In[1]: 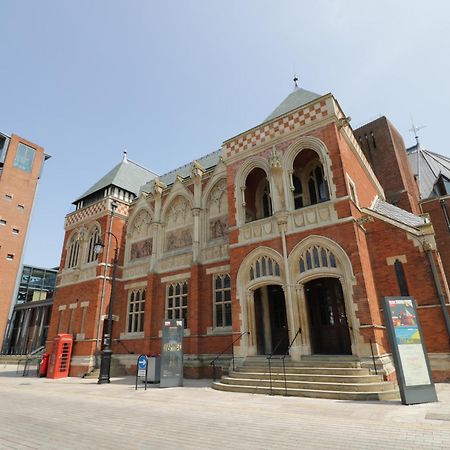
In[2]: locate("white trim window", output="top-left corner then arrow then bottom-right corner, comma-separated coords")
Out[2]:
167,281 -> 188,328
127,289 -> 145,333
214,274 -> 231,328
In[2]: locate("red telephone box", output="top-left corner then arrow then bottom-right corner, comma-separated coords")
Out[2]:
47,334 -> 73,379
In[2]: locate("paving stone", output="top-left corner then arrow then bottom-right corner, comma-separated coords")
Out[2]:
0,367 -> 450,449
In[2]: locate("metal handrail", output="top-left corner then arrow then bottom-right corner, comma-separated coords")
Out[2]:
116,339 -> 135,354
280,327 -> 302,395
266,327 -> 302,396
17,346 -> 45,377
266,333 -> 290,395
210,331 -> 249,381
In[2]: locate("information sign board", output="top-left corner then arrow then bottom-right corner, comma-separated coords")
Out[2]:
160,319 -> 184,388
383,297 -> 437,404
135,354 -> 149,390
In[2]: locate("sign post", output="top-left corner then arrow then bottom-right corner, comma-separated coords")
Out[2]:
383,296 -> 438,405
160,319 -> 184,388
135,354 -> 148,390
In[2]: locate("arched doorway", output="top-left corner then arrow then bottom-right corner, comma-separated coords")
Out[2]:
254,285 -> 289,355
305,277 -> 351,355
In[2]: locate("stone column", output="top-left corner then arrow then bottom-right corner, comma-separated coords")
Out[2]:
261,287 -> 272,354
268,146 -> 286,213
246,290 -> 257,356
150,179 -> 166,271
296,284 -> 311,355
191,161 -> 205,263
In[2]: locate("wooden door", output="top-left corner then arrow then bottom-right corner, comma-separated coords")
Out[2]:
307,278 -> 351,354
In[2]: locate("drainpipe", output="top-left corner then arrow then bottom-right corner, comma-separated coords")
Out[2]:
426,249 -> 450,344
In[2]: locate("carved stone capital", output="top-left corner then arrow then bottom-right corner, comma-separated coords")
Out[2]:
268,146 -> 282,171
191,161 -> 206,180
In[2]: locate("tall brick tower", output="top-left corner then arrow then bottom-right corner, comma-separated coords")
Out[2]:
47,154 -> 157,374
354,117 -> 421,214
0,131 -> 48,350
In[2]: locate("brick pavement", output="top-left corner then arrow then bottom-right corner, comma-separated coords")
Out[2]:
0,366 -> 449,449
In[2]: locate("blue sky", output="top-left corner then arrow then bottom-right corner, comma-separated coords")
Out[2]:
1,1 -> 449,267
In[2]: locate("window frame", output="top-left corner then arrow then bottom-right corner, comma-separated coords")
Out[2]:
166,281 -> 188,329
213,274 -> 232,329
126,289 -> 146,334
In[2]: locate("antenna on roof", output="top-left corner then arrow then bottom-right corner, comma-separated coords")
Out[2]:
408,120 -> 426,148
293,74 -> 299,89
408,119 -> 426,199
123,150 -> 128,162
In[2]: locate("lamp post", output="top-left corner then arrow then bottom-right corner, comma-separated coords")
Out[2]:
95,202 -> 119,384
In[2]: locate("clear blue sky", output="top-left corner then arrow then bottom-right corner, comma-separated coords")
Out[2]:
1,1 -> 449,268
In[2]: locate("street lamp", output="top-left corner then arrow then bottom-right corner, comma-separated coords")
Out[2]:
95,203 -> 119,384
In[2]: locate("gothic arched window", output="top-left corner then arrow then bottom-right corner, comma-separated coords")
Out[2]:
67,234 -> 80,268
86,227 -> 100,263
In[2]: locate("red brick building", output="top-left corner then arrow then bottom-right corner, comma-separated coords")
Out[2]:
48,87 -> 450,382
0,132 -> 48,350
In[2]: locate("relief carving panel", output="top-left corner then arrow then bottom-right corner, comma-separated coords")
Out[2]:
130,239 -> 153,261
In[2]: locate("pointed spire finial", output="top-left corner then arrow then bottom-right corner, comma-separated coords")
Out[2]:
123,150 -> 128,162
293,74 -> 299,89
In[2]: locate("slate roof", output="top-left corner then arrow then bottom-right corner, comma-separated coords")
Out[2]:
264,87 -> 322,122
74,157 -> 158,203
370,198 -> 427,228
407,145 -> 450,200
140,149 -> 222,193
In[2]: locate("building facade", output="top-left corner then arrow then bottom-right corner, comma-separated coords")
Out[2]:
0,132 -> 48,350
2,264 -> 57,355
47,88 -> 450,380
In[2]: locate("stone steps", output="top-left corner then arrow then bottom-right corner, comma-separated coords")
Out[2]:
235,366 -> 370,375
212,356 -> 399,401
229,371 -> 383,383
213,382 -> 400,401
220,376 -> 394,392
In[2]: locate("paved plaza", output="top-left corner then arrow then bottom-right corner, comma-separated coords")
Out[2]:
0,366 -> 450,449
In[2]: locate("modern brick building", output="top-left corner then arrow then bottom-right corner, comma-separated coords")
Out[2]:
47,86 -> 450,386
0,132 -> 48,350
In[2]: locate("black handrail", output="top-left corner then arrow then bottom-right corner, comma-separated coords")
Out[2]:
266,332 -> 290,395
116,339 -> 135,354
266,327 -> 302,396
210,331 -> 249,381
369,339 -> 378,375
281,327 -> 302,395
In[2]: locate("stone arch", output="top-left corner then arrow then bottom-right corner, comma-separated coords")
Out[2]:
126,208 -> 153,262
160,185 -> 194,224
288,235 -> 354,283
203,177 -> 228,241
234,157 -> 272,226
283,136 -> 335,210
85,221 -> 102,264
162,194 -> 193,252
127,207 -> 153,240
288,235 -> 362,356
65,228 -> 84,269
237,246 -> 285,291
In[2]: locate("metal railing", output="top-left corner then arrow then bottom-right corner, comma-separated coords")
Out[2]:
16,346 -> 45,377
209,331 -> 249,381
267,327 -> 302,396
116,339 -> 135,354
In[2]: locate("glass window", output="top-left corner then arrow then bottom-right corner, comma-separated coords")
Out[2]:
167,281 -> 188,328
13,143 -> 35,173
86,228 -> 100,263
127,289 -> 145,333
214,274 -> 232,328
